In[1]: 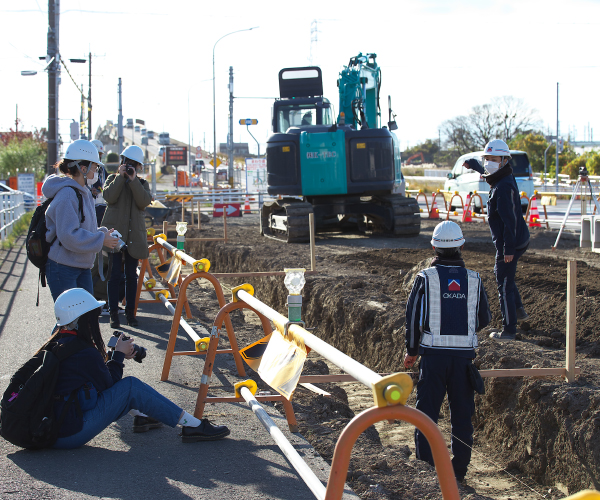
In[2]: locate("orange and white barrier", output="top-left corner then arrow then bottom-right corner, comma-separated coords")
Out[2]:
462,193 -> 473,222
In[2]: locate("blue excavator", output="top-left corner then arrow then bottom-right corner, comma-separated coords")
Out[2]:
260,53 -> 421,243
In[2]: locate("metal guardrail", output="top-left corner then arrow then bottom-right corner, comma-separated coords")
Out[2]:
0,193 -> 26,241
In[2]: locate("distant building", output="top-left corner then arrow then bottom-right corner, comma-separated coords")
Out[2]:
219,142 -> 249,155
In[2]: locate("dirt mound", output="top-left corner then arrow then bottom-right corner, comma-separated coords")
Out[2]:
185,218 -> 600,497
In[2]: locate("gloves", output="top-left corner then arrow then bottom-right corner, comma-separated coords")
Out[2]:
464,158 -> 481,170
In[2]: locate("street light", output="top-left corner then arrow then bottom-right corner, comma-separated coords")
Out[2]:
212,27 -> 258,190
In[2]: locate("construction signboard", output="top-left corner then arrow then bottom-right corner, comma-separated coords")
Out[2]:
165,146 -> 187,166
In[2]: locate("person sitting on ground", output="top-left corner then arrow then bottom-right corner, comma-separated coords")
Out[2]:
42,139 -> 119,301
463,139 -> 530,341
404,221 -> 491,484
50,288 -> 230,448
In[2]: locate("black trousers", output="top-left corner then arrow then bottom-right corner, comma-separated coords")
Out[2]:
415,354 -> 475,479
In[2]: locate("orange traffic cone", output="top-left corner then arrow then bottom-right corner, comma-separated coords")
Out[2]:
529,196 -> 542,228
429,194 -> 440,219
244,195 -> 251,214
462,193 -> 473,222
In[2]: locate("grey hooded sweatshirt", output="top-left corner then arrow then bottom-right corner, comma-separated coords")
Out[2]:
42,175 -> 107,269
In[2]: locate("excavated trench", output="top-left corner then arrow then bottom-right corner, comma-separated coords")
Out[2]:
181,217 -> 600,499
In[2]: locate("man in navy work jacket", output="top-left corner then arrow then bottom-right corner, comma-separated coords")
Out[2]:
463,139 -> 530,341
404,221 -> 491,483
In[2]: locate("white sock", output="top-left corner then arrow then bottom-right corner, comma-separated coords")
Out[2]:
178,411 -> 201,427
129,409 -> 147,417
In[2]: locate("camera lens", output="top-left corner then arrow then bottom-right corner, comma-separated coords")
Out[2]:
126,166 -> 135,176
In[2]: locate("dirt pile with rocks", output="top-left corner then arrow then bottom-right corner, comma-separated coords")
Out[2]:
182,216 -> 600,498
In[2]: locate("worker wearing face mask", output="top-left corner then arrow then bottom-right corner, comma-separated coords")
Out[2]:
463,139 -> 530,342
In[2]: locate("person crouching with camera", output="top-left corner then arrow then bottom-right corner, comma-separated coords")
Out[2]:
102,145 -> 152,328
51,288 -> 230,448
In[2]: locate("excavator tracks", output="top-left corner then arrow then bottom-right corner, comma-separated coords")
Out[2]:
374,194 -> 421,236
260,200 -> 313,243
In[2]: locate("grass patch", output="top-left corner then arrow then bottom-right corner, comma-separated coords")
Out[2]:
1,211 -> 33,250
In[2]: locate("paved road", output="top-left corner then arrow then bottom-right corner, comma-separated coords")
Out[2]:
0,238 -> 356,500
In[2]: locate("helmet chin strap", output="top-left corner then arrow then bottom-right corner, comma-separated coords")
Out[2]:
67,159 -> 87,176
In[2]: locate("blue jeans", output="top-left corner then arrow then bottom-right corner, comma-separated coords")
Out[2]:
108,249 -> 138,313
494,245 -> 528,334
415,355 -> 475,480
45,259 -> 94,302
52,377 -> 182,449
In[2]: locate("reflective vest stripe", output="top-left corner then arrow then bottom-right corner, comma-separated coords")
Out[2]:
419,267 -> 479,349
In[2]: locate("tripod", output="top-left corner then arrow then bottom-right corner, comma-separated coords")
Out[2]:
553,166 -> 600,248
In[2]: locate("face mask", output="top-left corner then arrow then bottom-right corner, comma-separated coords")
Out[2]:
86,172 -> 98,185
484,160 -> 500,175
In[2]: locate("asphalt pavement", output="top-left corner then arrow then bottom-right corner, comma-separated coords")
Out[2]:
0,237 -> 356,500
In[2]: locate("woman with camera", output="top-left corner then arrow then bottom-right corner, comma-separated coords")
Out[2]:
42,140 -> 119,301
102,145 -> 152,328
51,288 -> 230,448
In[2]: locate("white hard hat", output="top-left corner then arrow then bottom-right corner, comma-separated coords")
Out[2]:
91,139 -> 105,155
64,139 -> 104,166
431,221 -> 465,248
483,139 -> 511,158
54,288 -> 105,327
121,145 -> 144,165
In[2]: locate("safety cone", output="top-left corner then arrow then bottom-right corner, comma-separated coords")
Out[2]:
462,193 -> 473,222
244,195 -> 251,214
529,196 -> 542,228
429,194 -> 440,219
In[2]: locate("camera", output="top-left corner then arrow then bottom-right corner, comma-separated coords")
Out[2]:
107,331 -> 147,363
110,230 -> 127,252
125,163 -> 136,177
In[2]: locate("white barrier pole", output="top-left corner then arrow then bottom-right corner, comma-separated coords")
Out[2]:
240,386 -> 326,500
236,290 -> 381,389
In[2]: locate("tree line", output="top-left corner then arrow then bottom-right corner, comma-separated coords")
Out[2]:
402,96 -> 598,178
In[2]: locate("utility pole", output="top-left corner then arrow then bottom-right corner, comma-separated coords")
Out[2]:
80,84 -> 85,139
228,66 -> 234,188
88,52 -> 92,140
118,78 -> 123,154
555,82 -> 559,191
47,0 -> 60,174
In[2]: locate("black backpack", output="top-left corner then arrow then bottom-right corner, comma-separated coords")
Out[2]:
0,337 -> 89,450
26,186 -> 84,304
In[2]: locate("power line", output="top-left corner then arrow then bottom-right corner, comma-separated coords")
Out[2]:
58,54 -> 88,101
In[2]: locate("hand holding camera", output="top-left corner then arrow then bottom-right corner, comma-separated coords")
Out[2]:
119,162 -> 137,181
107,331 -> 147,363
109,230 -> 127,252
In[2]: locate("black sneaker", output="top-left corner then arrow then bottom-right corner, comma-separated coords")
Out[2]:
133,416 -> 163,433
181,419 -> 230,442
125,309 -> 138,327
516,307 -> 529,321
489,330 -> 516,342
110,312 -> 120,328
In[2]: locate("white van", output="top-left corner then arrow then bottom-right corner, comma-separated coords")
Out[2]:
444,149 -> 534,213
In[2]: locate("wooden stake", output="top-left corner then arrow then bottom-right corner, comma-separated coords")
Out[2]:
566,260 -> 577,383
223,211 -> 228,243
309,212 -> 316,272
163,220 -> 168,237
197,201 -> 201,230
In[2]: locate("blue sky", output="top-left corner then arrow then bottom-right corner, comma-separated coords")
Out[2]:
2,0 -> 600,154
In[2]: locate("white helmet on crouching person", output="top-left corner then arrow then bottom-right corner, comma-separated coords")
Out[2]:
54,288 -> 105,329
431,221 -> 465,258
483,139 -> 511,175
120,145 -> 144,167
